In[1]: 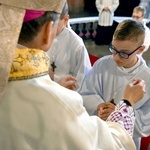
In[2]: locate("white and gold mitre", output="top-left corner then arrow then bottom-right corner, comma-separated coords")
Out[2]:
0,0 -> 66,100
0,0 -> 65,13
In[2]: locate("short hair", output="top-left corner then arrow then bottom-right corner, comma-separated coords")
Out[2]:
133,6 -> 146,17
113,19 -> 145,45
60,2 -> 69,20
19,11 -> 60,43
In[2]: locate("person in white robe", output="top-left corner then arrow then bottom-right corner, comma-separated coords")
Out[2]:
47,2 -> 92,90
79,19 -> 150,149
95,0 -> 119,45
0,1 -> 146,149
132,5 -> 150,53
96,0 -> 119,26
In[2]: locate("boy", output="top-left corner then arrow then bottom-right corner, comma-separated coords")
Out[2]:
79,19 -> 150,148
47,2 -> 92,90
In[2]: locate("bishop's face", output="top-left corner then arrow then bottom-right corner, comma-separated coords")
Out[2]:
110,40 -> 142,68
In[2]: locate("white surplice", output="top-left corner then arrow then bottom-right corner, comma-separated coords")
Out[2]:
47,27 -> 92,89
79,55 -> 150,140
95,0 -> 119,26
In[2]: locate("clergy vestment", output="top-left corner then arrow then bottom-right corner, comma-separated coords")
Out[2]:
47,27 -> 92,89
0,48 -> 136,150
79,55 -> 150,147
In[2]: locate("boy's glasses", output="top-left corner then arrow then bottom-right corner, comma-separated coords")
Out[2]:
132,15 -> 143,19
109,44 -> 142,59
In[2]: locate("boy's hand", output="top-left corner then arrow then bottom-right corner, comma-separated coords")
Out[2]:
58,75 -> 77,90
97,102 -> 115,121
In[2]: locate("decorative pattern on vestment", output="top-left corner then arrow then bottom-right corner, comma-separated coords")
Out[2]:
107,101 -> 135,137
0,5 -> 25,100
9,48 -> 50,80
0,0 -> 65,13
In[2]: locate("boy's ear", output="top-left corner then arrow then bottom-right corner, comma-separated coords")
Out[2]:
41,21 -> 54,51
64,14 -> 69,24
137,45 -> 145,54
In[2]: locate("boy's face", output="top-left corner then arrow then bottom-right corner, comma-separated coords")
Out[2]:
56,14 -> 69,35
111,40 -> 142,68
41,19 -> 59,52
48,20 -> 59,49
132,11 -> 144,22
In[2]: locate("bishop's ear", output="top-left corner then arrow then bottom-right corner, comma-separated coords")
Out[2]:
41,21 -> 57,51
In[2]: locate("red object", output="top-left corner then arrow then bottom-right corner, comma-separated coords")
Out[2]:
24,10 -> 45,22
89,54 -> 99,66
140,135 -> 150,150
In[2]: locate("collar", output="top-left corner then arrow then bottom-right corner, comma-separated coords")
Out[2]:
120,55 -> 142,73
9,48 -> 50,81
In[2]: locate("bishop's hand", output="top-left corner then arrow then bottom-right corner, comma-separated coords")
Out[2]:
123,79 -> 146,106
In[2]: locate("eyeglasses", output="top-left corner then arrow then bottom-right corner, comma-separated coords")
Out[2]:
109,44 -> 142,59
132,15 -> 143,19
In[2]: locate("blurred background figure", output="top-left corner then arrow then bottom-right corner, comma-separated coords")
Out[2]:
139,0 -> 150,18
132,6 -> 150,53
95,0 -> 119,45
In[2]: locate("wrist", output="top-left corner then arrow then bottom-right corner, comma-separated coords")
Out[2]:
122,99 -> 132,106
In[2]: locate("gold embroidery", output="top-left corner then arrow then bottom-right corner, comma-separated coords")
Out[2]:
9,48 -> 50,81
0,5 -> 25,98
